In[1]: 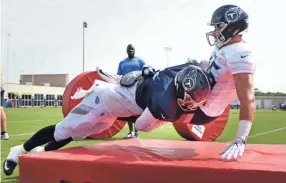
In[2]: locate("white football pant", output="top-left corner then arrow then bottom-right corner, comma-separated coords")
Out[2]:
54,80 -> 143,141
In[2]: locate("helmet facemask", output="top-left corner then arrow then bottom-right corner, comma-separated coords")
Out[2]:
206,22 -> 228,48
177,92 -> 205,112
175,69 -> 209,112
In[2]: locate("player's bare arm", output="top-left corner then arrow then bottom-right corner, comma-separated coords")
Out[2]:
234,73 -> 255,123
220,73 -> 255,160
234,72 -> 255,139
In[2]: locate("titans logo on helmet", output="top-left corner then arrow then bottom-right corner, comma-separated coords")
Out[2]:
182,70 -> 197,91
225,7 -> 241,23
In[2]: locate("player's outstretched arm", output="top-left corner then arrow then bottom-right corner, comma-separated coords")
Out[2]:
135,108 -> 168,132
220,73 -> 255,160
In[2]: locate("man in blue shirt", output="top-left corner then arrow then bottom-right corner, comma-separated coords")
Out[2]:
117,44 -> 145,139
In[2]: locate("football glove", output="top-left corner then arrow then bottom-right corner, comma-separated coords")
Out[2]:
142,65 -> 156,77
220,137 -> 246,160
96,66 -> 121,84
71,87 -> 90,100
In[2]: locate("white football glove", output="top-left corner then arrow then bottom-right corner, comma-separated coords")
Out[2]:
220,137 -> 246,161
220,120 -> 252,161
142,65 -> 156,77
71,87 -> 91,100
96,66 -> 121,84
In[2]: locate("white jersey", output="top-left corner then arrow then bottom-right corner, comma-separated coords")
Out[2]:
200,42 -> 256,117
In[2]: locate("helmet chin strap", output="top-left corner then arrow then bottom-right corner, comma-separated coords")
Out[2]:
216,37 -> 232,48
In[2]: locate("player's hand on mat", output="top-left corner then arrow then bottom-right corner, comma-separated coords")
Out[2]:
220,137 -> 246,160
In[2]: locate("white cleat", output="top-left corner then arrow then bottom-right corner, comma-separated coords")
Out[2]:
29,146 -> 45,154
6,145 -> 27,163
3,145 -> 27,176
123,132 -> 138,139
1,132 -> 9,140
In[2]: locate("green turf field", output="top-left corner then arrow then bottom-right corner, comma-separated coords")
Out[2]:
1,107 -> 286,183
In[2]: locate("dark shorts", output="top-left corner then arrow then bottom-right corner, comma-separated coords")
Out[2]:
1,90 -> 4,107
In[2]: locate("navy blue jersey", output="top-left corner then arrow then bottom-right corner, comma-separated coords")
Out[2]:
135,63 -> 192,121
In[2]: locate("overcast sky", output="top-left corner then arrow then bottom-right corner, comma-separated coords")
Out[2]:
1,0 -> 286,92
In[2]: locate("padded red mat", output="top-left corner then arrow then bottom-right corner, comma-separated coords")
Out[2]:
19,139 -> 286,183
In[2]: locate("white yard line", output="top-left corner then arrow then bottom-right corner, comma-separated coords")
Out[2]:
8,119 -> 58,123
6,113 -> 63,116
10,133 -> 35,137
248,126 -> 286,139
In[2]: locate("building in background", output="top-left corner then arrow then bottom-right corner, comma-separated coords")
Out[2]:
231,96 -> 286,109
20,74 -> 76,87
2,74 -> 77,107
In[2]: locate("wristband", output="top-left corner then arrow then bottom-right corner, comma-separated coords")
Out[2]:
236,120 -> 252,141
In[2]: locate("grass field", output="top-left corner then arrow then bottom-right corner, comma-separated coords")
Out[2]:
1,107 -> 286,183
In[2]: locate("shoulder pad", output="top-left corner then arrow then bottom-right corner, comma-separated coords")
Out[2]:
120,71 -> 142,87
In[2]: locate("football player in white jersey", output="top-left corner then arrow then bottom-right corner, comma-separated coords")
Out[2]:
3,4 -> 255,177
135,4 -> 256,160
124,4 -> 256,161
204,4 -> 255,161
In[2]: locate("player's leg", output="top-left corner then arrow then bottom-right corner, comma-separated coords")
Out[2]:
53,97 -> 116,142
117,116 -> 139,138
23,125 -> 57,151
24,137 -> 73,153
3,82 -> 109,176
1,107 -> 9,140
3,91 -> 114,176
4,122 -> 75,176
3,124 -> 60,176
1,90 -> 9,140
123,121 -> 135,139
134,126 -> 139,138
3,86 -> 102,176
44,137 -> 73,151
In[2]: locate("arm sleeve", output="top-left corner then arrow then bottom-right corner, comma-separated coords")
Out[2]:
135,107 -> 168,132
226,51 -> 256,75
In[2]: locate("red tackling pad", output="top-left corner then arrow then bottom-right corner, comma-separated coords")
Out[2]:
19,139 -> 286,183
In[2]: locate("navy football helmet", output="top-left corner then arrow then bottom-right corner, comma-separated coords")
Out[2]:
206,5 -> 249,48
174,65 -> 211,112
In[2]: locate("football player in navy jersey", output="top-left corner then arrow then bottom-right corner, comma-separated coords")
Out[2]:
3,4 -> 256,177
